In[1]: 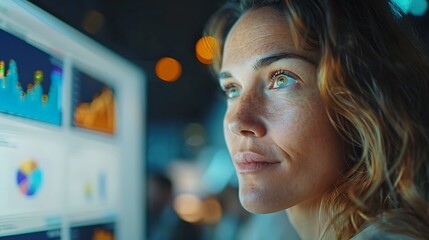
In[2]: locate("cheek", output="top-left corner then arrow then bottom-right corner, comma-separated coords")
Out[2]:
272,91 -> 333,145
223,116 -> 234,150
270,96 -> 345,178
268,100 -> 315,152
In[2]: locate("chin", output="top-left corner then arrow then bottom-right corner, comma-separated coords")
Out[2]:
239,188 -> 284,214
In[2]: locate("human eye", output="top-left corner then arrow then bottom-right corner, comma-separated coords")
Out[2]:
220,83 -> 241,99
269,70 -> 299,89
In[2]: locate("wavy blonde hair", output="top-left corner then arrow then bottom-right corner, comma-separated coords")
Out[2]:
205,0 -> 429,239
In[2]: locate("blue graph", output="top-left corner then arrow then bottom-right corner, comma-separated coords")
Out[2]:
0,29 -> 62,125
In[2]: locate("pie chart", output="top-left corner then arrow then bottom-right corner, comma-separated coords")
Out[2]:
16,159 -> 43,197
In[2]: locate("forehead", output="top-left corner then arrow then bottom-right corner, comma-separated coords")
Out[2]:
222,7 -> 317,67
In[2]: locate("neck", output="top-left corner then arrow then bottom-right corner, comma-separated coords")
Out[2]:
287,198 -> 328,240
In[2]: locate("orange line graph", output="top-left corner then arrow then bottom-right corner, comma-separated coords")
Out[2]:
74,88 -> 115,134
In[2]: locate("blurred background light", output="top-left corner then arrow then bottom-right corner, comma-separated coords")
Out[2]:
155,57 -> 182,82
195,36 -> 219,65
393,0 -> 428,16
83,10 -> 104,34
184,123 -> 206,147
394,0 -> 412,12
200,197 -> 223,225
168,161 -> 201,193
173,194 -> 223,225
173,194 -> 203,223
410,0 -> 428,16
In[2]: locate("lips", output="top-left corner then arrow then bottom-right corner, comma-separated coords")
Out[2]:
233,151 -> 280,173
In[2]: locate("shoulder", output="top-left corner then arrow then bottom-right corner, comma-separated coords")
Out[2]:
352,224 -> 416,240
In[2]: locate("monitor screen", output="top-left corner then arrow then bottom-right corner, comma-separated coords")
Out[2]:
0,1 -> 145,239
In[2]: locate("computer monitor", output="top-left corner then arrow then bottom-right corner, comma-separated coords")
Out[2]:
0,1 -> 145,239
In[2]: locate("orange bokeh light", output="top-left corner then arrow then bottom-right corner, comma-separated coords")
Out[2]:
83,10 -> 104,34
195,36 -> 219,65
155,57 -> 182,82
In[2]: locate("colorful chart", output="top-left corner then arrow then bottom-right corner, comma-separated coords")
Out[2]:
73,69 -> 115,134
0,29 -> 63,125
16,159 -> 43,197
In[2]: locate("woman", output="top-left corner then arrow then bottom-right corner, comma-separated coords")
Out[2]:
205,0 -> 429,239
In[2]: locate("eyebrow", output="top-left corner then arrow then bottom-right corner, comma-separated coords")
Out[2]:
219,71 -> 232,80
253,52 -> 316,70
218,52 -> 316,81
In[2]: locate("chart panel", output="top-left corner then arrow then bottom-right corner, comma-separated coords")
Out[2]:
0,29 -> 62,125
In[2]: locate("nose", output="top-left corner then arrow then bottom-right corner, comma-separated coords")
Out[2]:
226,95 -> 267,138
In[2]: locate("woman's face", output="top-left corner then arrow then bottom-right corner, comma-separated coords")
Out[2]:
220,7 -> 345,213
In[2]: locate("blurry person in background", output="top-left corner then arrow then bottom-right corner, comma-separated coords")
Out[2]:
210,185 -> 249,240
147,172 -> 173,238
205,0 -> 429,239
147,172 -> 202,240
